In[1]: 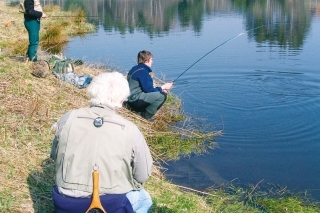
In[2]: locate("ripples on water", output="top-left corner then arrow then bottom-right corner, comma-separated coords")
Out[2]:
166,17 -> 320,195
167,51 -> 320,198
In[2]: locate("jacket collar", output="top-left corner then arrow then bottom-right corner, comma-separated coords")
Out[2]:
137,63 -> 152,72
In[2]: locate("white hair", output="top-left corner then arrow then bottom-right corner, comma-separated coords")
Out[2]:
87,72 -> 130,109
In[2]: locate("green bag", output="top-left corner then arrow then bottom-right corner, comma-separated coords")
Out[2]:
49,56 -> 91,89
50,58 -> 75,75
49,56 -> 83,74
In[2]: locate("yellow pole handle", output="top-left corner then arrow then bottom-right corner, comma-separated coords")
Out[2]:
85,170 -> 107,213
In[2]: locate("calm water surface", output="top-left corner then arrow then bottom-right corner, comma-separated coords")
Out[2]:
40,0 -> 320,200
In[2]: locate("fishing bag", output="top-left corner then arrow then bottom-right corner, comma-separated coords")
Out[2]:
52,58 -> 75,74
50,56 -> 92,89
19,0 -> 26,14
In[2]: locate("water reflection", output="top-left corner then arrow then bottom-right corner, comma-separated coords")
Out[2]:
5,0 -> 314,50
240,0 -> 313,49
39,0 -> 320,49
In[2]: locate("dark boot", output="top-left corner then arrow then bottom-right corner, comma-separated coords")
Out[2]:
141,111 -> 154,122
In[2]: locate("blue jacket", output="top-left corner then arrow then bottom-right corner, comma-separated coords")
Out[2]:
128,63 -> 162,93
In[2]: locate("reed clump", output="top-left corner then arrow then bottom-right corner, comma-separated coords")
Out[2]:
9,38 -> 28,56
40,25 -> 68,54
73,9 -> 87,24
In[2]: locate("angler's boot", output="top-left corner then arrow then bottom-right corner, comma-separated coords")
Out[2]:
141,111 -> 154,123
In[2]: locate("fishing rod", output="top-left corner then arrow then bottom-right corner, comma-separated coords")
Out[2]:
172,26 -> 264,83
49,15 -> 99,18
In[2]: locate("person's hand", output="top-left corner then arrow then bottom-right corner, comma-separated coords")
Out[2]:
161,82 -> 173,92
42,12 -> 47,18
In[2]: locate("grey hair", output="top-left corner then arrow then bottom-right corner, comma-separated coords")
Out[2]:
87,72 -> 130,109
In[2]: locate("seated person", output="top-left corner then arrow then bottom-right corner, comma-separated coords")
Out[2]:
51,72 -> 153,213
126,50 -> 173,121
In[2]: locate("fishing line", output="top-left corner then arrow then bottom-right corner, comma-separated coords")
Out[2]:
49,15 -> 99,18
172,26 -> 264,83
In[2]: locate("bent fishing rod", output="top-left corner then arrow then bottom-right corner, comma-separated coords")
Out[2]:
49,15 -> 99,18
172,26 -> 264,83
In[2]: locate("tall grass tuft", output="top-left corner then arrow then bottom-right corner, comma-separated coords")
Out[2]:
70,9 -> 96,35
10,39 -> 28,56
74,9 -> 87,24
41,25 -> 68,45
40,25 -> 68,53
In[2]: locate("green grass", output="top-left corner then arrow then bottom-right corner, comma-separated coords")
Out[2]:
256,196 -> 320,213
147,132 -> 216,160
0,189 -> 15,212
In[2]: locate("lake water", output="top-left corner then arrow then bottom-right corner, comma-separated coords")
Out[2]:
35,0 -> 320,201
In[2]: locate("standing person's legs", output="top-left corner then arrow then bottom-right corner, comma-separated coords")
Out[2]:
24,19 -> 40,62
126,189 -> 152,213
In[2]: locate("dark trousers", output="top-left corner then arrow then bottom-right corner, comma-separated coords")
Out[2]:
52,185 -> 134,213
128,91 -> 167,118
24,19 -> 40,61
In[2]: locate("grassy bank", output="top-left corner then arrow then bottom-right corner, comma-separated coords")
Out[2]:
1,1 -> 320,212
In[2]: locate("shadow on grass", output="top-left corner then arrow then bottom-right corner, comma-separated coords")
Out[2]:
27,158 -> 55,213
